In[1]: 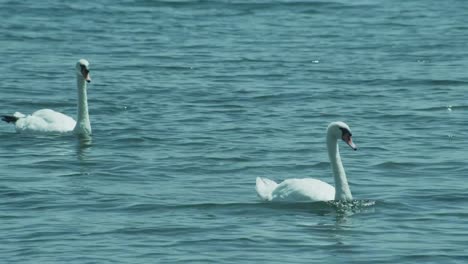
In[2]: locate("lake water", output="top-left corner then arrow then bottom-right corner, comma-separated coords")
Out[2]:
1,0 -> 467,263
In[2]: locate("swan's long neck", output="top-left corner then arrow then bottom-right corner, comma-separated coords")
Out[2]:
73,76 -> 91,135
327,133 -> 352,201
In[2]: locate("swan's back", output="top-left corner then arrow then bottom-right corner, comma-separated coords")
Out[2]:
261,178 -> 335,202
15,109 -> 76,133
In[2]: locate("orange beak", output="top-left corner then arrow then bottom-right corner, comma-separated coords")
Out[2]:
85,72 -> 91,83
81,67 -> 91,83
342,134 -> 357,150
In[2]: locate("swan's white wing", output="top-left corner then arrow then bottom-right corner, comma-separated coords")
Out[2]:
256,177 -> 278,201
270,178 -> 335,202
15,109 -> 76,133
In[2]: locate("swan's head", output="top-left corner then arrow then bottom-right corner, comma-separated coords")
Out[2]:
327,121 -> 357,150
76,59 -> 91,83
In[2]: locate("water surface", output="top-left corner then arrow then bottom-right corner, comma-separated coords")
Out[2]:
1,0 -> 467,263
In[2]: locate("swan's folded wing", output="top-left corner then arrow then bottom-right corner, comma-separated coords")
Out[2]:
256,177 -> 278,201
271,178 -> 335,202
15,109 -> 76,133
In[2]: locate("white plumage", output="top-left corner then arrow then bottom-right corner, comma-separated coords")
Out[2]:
3,59 -> 92,135
12,110 -> 76,134
256,121 -> 357,202
256,177 -> 335,202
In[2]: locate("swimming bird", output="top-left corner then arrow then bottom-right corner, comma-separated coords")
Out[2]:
2,59 -> 92,135
256,121 -> 357,202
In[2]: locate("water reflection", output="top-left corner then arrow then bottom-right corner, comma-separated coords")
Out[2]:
329,200 -> 376,225
76,134 -> 93,161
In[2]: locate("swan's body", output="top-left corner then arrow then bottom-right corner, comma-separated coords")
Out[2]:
2,59 -> 92,135
256,178 -> 335,202
12,109 -> 76,133
256,121 -> 357,202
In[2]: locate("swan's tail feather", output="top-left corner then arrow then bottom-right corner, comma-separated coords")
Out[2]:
256,177 -> 277,201
1,115 -> 19,124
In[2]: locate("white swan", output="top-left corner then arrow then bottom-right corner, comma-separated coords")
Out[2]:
2,59 -> 92,135
256,121 -> 357,202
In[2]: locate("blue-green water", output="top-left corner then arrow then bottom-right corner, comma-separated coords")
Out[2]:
1,0 -> 468,263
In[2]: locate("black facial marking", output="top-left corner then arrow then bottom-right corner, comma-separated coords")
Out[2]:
80,64 -> 89,75
339,127 -> 352,137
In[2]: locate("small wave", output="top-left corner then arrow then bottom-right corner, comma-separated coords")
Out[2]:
413,192 -> 468,203
0,186 -> 45,198
123,202 -> 264,213
124,0 -> 361,13
373,161 -> 420,169
309,161 -> 331,169
358,78 -> 468,87
205,156 -> 251,162
123,200 -> 376,216
415,105 -> 468,112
